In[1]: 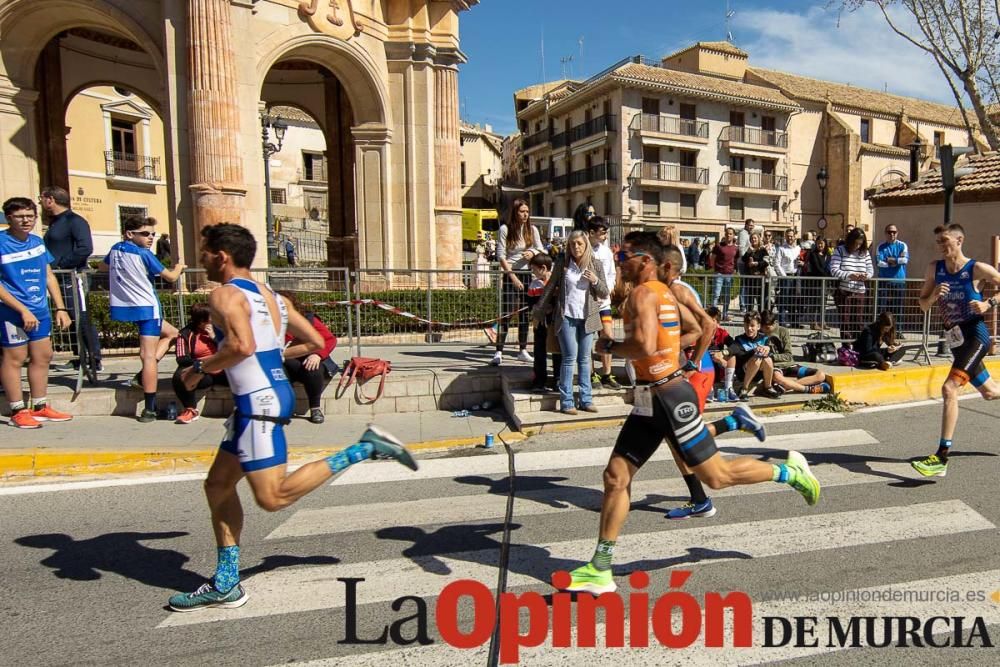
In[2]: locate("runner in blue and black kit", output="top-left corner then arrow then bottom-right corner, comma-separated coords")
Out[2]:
0,197 -> 73,429
168,223 -> 419,613
913,223 -> 1000,477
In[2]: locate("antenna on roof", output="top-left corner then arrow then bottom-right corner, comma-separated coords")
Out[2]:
560,55 -> 574,79
726,0 -> 736,43
540,27 -> 546,83
579,36 -> 585,77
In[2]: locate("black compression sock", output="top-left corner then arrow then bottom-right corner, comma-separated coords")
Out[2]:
683,473 -> 708,504
144,392 -> 157,413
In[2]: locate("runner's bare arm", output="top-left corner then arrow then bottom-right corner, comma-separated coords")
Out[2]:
283,300 -> 324,358
603,285 -> 658,359
918,262 -> 944,311
671,282 -> 716,363
200,286 -> 255,374
677,300 -> 702,350
969,262 -> 1000,315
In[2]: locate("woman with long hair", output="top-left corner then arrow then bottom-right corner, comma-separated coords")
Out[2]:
492,198 -> 545,366
740,232 -> 767,312
532,229 -> 609,414
656,225 -> 687,274
572,202 -> 596,232
801,236 -> 831,329
277,290 -> 340,423
829,227 -> 874,344
853,311 -> 905,370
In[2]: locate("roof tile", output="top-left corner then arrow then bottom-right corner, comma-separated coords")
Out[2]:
869,151 -> 1000,203
612,62 -> 798,109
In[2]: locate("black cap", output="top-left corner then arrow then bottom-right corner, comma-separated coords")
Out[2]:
586,216 -> 608,231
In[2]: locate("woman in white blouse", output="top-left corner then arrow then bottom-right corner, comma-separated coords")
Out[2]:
829,227 -> 874,344
533,230 -> 609,414
492,199 -> 545,366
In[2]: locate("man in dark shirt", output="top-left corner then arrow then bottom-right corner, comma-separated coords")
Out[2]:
40,186 -> 102,371
709,226 -> 739,321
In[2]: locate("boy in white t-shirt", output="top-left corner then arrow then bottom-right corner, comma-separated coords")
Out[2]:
100,217 -> 185,422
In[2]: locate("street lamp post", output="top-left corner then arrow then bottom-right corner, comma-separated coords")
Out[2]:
816,166 -> 828,234
261,113 -> 287,262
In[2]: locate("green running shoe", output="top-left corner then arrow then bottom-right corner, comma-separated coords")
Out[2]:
168,582 -> 248,612
360,424 -> 418,471
912,454 -> 947,477
563,562 -> 616,595
785,450 -> 820,506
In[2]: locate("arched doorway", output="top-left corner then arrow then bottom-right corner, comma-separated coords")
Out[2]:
261,59 -> 357,269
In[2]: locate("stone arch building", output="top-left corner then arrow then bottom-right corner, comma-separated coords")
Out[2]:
0,0 -> 477,271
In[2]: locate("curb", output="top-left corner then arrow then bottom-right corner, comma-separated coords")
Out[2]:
0,432 -> 529,481
830,359 -> 1000,405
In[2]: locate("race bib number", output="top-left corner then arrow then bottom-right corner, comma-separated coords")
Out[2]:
632,385 -> 654,417
946,325 -> 964,349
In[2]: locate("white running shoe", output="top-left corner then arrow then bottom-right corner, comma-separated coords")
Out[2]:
489,351 -> 503,366
517,349 -> 534,363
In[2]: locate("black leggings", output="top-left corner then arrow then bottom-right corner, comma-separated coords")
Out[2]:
497,272 -> 530,352
284,358 -> 329,409
859,347 -> 906,367
171,368 -> 229,409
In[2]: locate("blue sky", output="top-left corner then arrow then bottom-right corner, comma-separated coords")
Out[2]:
458,0 -> 953,136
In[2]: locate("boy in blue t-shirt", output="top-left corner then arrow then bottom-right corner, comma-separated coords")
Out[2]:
730,310 -> 781,400
99,216 -> 185,422
0,197 -> 74,428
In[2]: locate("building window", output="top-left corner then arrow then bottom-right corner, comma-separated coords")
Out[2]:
729,197 -> 745,221
461,161 -> 467,187
111,118 -> 137,157
642,190 -> 659,216
680,193 -> 697,219
269,188 -> 287,204
679,103 -> 696,120
642,97 -> 660,114
729,110 -> 745,127
860,118 -> 871,143
303,152 -> 326,182
933,131 -> 945,158
118,205 -> 148,232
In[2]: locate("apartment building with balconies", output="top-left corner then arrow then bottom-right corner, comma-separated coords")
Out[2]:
513,41 -> 980,241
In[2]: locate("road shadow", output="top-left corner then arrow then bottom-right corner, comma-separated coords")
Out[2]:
376,523 -> 750,584
15,532 -> 340,591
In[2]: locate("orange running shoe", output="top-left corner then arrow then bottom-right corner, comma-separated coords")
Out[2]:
176,408 -> 200,424
31,405 -> 73,422
11,409 -> 42,429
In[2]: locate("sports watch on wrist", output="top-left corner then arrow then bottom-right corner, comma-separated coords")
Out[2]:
602,339 -> 615,354
989,296 -> 999,310
192,359 -> 205,375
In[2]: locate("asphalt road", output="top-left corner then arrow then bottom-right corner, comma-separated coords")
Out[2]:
3,398 -> 1000,666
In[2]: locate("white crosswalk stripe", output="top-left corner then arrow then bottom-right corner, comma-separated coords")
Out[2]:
331,429 -> 879,486
159,500 -> 992,628
156,421 -> 1000,667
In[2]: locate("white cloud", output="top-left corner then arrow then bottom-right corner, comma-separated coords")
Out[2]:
735,4 -> 955,105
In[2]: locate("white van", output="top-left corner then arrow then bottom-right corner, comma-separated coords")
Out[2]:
530,217 -> 575,244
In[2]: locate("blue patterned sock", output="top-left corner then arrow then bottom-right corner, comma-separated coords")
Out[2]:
213,545 -> 240,593
325,442 -> 374,474
771,464 -> 793,484
936,439 -> 953,461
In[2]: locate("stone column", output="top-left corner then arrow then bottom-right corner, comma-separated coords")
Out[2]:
353,124 -> 392,274
324,73 -> 357,270
186,0 -> 245,236
0,78 -> 40,199
432,60 -> 462,273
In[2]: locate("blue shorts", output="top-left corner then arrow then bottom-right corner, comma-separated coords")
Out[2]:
136,318 -> 163,337
219,384 -> 296,472
0,305 -> 52,347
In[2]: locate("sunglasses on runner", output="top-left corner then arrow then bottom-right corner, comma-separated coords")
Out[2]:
615,250 -> 650,263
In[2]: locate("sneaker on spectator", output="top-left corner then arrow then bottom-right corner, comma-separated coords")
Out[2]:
725,388 -> 739,402
761,386 -> 781,399
31,405 -> 72,422
489,351 -> 503,366
516,349 -> 534,363
706,389 -> 716,403
806,382 -> 832,394
137,409 -> 157,423
771,384 -> 786,396
176,408 -> 200,424
590,372 -> 604,388
10,409 -> 42,429
600,374 -> 621,390
53,360 -> 77,372
308,408 -> 325,424
738,390 -> 751,402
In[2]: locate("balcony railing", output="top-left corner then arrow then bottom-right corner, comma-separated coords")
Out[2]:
721,170 -> 787,191
630,113 -> 709,139
721,126 -> 788,148
569,114 -> 617,144
522,128 -> 551,150
104,151 -> 160,181
631,162 -> 708,185
551,131 -> 569,149
524,167 -> 552,187
569,162 -> 617,188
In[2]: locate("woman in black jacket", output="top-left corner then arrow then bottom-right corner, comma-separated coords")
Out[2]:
853,311 -> 905,370
801,236 -> 831,329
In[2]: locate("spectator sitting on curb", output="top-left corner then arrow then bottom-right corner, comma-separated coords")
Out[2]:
277,291 -> 339,424
760,310 -> 831,395
729,310 -> 781,400
173,302 -> 228,424
705,305 -> 736,402
854,311 -> 906,370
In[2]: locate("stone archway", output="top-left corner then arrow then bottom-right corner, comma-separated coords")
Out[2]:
259,33 -> 390,270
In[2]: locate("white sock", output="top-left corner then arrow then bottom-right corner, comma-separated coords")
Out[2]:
724,368 -> 735,390
32,396 -> 47,408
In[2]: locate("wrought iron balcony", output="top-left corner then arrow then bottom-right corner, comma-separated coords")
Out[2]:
721,170 -> 787,191
569,114 -> 617,144
522,128 -> 551,151
630,113 -> 709,139
721,126 -> 788,148
631,162 -> 708,185
104,151 -> 160,181
524,167 -> 552,187
569,162 -> 617,188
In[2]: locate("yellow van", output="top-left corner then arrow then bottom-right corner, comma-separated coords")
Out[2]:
462,209 -> 499,250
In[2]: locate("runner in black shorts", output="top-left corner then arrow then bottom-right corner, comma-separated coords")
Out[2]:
562,232 -> 821,596
913,224 -> 1000,477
